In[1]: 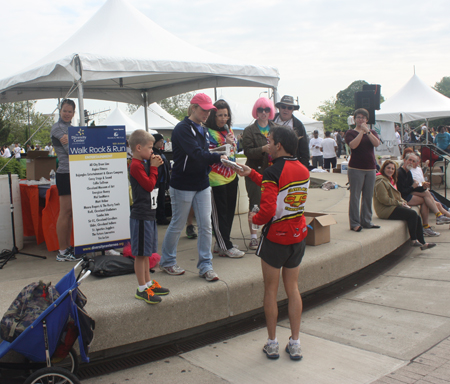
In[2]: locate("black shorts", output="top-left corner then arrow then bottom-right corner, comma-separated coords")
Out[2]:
56,173 -> 71,196
256,236 -> 306,269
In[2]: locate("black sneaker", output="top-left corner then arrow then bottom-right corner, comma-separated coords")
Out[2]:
135,288 -> 162,304
186,224 -> 197,239
148,281 -> 170,295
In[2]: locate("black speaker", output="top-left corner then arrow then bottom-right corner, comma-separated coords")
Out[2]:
355,91 -> 375,124
362,84 -> 381,110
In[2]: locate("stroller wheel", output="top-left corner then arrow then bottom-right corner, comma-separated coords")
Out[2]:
52,347 -> 79,375
23,366 -> 80,384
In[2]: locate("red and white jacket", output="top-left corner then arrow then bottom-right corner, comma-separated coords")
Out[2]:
250,156 -> 310,245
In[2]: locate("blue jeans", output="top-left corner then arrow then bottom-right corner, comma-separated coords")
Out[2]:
161,186 -> 213,275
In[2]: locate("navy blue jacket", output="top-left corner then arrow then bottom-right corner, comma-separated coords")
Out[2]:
170,117 -> 221,191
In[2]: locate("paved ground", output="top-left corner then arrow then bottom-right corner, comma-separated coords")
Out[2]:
81,220 -> 450,383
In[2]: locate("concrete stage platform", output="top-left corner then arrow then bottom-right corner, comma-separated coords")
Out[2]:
0,171 -> 413,360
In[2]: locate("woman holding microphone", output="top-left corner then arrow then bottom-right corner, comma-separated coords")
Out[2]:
345,108 -> 380,232
205,100 -> 245,258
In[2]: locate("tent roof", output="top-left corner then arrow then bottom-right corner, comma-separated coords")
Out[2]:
100,107 -> 157,135
0,0 -> 279,105
376,74 -> 450,123
131,103 -> 179,130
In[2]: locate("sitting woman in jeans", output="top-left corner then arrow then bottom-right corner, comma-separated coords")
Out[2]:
373,160 -> 436,251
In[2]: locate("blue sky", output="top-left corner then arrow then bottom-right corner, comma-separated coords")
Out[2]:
1,0 -> 450,119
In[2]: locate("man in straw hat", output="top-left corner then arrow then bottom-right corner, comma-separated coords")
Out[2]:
273,95 -> 310,167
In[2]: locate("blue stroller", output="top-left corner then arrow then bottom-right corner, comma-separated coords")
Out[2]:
0,257 -> 95,384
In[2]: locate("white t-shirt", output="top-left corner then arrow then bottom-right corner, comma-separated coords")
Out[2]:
410,166 -> 425,186
309,137 -> 323,157
2,148 -> 11,158
274,116 -> 294,129
321,138 -> 337,159
14,147 -> 21,159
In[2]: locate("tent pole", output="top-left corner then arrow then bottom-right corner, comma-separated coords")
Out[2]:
214,87 -> 217,101
143,92 -> 149,132
77,81 -> 85,126
400,114 -> 403,155
272,87 -> 278,104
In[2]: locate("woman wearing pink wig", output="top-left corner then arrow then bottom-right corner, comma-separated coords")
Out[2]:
242,97 -> 279,250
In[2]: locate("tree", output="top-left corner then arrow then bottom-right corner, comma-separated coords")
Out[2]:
126,103 -> 139,115
429,77 -> 450,127
433,77 -> 450,98
313,97 -> 352,132
336,80 -> 370,109
1,101 -> 53,146
159,92 -> 194,121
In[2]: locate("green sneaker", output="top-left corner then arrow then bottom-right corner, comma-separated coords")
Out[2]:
148,281 -> 170,296
186,224 -> 197,239
135,288 -> 162,304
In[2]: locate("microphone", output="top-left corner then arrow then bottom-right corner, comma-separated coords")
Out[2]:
224,124 -> 230,134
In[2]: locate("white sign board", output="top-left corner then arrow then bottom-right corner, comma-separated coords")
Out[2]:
69,126 -> 130,254
373,121 -> 400,157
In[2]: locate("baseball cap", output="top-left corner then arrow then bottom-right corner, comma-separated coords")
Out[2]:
190,93 -> 217,111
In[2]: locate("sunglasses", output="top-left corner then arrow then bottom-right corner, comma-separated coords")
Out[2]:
257,107 -> 271,114
280,105 -> 294,111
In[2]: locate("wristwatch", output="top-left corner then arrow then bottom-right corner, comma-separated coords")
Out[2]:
366,131 -> 371,135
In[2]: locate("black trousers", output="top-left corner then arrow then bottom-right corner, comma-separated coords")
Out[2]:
388,206 -> 425,244
211,177 -> 239,251
156,183 -> 167,222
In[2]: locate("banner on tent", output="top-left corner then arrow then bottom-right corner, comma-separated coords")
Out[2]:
68,125 -> 130,254
373,121 -> 400,157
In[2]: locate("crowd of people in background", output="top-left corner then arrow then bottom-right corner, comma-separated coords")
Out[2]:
18,94 -> 450,362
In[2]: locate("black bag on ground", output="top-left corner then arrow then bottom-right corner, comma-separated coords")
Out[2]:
91,255 -> 135,277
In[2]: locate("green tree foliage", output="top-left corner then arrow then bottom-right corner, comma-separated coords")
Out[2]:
336,80 -> 369,108
313,97 -> 352,132
0,157 -> 26,178
429,77 -> 450,127
0,101 -> 53,147
433,77 -> 450,97
158,92 -> 194,121
314,80 -> 385,131
126,104 -> 139,115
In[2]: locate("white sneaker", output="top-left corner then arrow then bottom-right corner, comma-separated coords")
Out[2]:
201,270 -> 219,282
423,227 -> 440,237
214,242 -> 239,254
436,215 -> 450,225
221,247 -> 245,258
249,238 -> 259,250
105,249 -> 121,256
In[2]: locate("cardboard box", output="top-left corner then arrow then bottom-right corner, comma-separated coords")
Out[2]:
304,212 -> 337,246
332,168 -> 341,173
26,151 -> 56,181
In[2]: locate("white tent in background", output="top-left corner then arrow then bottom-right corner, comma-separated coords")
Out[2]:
293,112 -> 324,137
101,107 -> 157,135
0,0 -> 279,127
131,103 -> 179,131
376,74 -> 450,123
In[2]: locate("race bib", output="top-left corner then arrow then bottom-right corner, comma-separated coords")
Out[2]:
150,188 -> 158,210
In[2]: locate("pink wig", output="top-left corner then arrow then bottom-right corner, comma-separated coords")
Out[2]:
252,97 -> 275,120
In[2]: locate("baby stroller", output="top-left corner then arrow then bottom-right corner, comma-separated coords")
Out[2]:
0,256 -> 95,384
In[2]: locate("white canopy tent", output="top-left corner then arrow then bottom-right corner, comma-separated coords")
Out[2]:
131,103 -> 179,131
376,74 -> 450,123
0,0 -> 279,128
100,107 -> 157,135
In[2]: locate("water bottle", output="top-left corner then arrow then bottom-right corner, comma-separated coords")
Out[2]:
49,169 -> 56,185
251,205 -> 260,230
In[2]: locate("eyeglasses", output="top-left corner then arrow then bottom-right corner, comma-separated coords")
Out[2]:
280,105 -> 293,111
257,107 -> 271,114
355,116 -> 367,120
